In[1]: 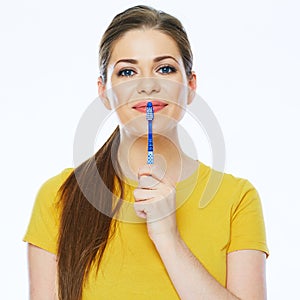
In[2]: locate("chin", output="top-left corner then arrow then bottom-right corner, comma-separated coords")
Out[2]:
121,124 -> 148,137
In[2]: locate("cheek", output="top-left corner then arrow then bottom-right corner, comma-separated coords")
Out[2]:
120,114 -> 148,136
177,85 -> 190,104
108,87 -> 131,109
160,78 -> 189,103
110,79 -> 139,104
115,105 -> 127,121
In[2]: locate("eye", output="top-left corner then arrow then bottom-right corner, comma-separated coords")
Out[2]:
117,69 -> 135,77
158,65 -> 177,74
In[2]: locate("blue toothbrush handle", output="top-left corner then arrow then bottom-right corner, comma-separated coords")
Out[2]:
147,151 -> 154,164
148,121 -> 153,151
147,120 -> 154,164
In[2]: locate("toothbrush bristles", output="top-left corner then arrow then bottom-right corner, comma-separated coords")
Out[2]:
146,102 -> 154,121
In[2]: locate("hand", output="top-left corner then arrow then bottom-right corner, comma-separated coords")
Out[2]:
133,164 -> 179,244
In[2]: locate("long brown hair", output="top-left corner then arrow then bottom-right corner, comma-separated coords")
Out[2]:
57,5 -> 193,300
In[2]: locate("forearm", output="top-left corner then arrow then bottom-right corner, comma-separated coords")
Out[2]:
154,234 -> 239,300
28,244 -> 58,300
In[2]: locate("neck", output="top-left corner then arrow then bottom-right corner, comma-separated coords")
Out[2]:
117,126 -> 198,183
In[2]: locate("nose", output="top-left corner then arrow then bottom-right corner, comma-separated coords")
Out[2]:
137,77 -> 161,95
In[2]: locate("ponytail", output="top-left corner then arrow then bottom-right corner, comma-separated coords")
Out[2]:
57,126 -> 123,300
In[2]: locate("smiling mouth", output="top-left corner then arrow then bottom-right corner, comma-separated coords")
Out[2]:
132,101 -> 168,113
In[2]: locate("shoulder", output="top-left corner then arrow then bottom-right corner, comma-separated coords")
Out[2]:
24,168 -> 74,253
190,162 -> 269,256
32,168 -> 74,213
198,162 -> 258,209
37,168 -> 74,199
43,168 -> 74,187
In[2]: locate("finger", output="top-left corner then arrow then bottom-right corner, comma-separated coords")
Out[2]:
138,174 -> 160,189
134,186 -> 174,202
134,201 -> 150,217
138,164 -> 175,187
138,164 -> 163,179
133,196 -> 176,222
133,188 -> 155,201
133,204 -> 147,219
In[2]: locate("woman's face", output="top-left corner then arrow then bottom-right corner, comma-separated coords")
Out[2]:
98,28 -> 196,136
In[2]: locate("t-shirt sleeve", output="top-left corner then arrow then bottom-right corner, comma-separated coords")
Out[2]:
227,180 -> 269,256
23,169 -> 73,254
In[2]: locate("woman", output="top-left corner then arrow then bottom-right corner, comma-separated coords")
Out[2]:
24,5 -> 269,299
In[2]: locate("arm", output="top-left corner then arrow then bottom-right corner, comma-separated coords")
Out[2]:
154,234 -> 240,300
227,249 -> 267,299
134,165 -> 267,299
28,243 -> 58,300
155,234 -> 267,300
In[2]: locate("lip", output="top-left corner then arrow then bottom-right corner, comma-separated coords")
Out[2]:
132,100 -> 168,113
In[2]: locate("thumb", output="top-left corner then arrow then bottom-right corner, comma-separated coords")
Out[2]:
138,164 -> 175,187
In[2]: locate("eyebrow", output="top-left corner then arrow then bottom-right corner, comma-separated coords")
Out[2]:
154,55 -> 179,63
114,55 -> 179,67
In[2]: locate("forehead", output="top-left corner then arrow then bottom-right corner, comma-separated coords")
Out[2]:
110,29 -> 181,62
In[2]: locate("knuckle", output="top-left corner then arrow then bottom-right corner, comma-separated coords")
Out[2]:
133,189 -> 141,199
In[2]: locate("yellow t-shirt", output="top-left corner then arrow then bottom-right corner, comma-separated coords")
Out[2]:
24,162 -> 269,299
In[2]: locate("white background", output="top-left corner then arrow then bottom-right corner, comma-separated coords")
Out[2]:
1,0 -> 299,298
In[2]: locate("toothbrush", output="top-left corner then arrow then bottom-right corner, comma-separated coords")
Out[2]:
146,102 -> 154,164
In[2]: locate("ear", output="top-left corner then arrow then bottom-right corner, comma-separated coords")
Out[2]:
97,76 -> 112,110
187,72 -> 197,105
